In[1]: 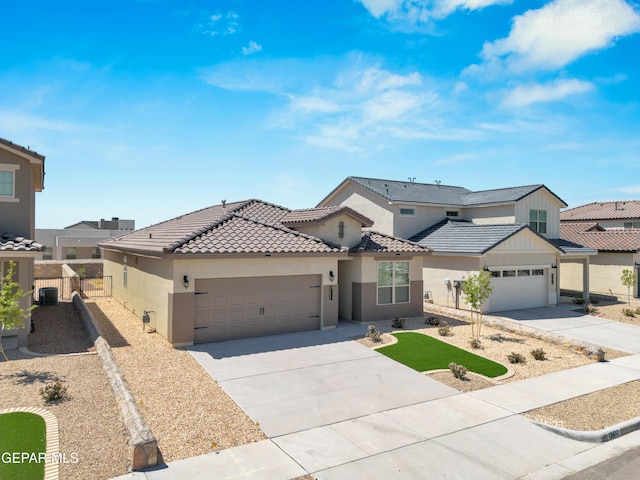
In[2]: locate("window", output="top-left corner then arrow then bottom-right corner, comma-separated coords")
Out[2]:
624,222 -> 640,229
532,269 -> 544,276
377,261 -> 410,305
400,208 -> 414,215
491,271 -> 501,278
503,270 -> 516,277
446,211 -> 459,217
43,248 -> 53,260
65,247 -> 76,259
529,209 -> 547,234
338,220 -> 345,240
518,269 -> 530,276
0,164 -> 19,202
92,247 -> 101,259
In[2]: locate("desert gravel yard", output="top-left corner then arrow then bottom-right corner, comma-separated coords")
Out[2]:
85,297 -> 266,462
0,300 -> 130,480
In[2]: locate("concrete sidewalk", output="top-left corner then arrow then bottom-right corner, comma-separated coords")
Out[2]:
113,309 -> 640,480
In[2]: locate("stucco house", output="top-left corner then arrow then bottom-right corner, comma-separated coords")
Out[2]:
561,200 -> 640,230
36,216 -> 135,260
560,222 -> 640,299
318,177 -> 595,313
99,199 -> 429,346
0,138 -> 45,350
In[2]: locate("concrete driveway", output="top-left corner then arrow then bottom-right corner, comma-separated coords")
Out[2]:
175,319 -> 640,480
493,304 -> 640,354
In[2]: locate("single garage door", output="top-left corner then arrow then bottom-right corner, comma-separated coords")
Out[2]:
194,275 -> 322,343
487,268 -> 547,313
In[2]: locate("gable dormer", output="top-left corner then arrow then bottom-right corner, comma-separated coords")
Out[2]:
281,206 -> 373,248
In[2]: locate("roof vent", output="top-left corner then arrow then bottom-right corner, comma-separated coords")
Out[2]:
222,199 -> 227,208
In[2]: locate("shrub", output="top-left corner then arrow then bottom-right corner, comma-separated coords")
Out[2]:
583,303 -> 597,314
468,338 -> 482,349
437,321 -> 451,336
392,316 -> 405,329
508,352 -> 526,364
635,307 -> 640,315
448,362 -> 467,379
623,308 -> 636,318
365,325 -> 382,343
425,315 -> 440,326
572,297 -> 585,305
40,380 -> 68,404
531,348 -> 547,361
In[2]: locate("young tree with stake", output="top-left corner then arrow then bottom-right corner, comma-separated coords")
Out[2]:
0,261 -> 36,361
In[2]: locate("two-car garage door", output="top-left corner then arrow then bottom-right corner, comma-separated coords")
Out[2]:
488,268 -> 548,313
194,275 -> 322,344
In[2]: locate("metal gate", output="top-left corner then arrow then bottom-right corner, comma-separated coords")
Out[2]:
34,276 -> 112,301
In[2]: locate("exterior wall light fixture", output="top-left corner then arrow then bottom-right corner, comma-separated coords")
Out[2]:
183,275 -> 189,289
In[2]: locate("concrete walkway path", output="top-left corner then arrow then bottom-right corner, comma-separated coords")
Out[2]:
113,308 -> 640,480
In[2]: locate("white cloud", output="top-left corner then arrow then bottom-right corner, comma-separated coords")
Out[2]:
242,41 -> 262,56
477,0 -> 640,73
501,78 -> 594,107
358,0 -> 512,28
196,11 -> 239,36
434,153 -> 476,165
616,185 -> 640,194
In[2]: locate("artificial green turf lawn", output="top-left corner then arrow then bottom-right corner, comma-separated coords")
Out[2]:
0,412 -> 46,480
377,332 -> 508,378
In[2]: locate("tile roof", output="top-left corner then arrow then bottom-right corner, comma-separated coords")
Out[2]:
410,220 -> 549,255
560,223 -> 640,252
281,206 -> 373,227
351,231 -> 429,254
561,201 -> 640,221
321,176 -> 566,208
0,233 -> 45,252
0,137 -> 45,161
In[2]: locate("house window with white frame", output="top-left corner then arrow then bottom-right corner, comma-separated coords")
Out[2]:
377,261 -> 410,305
338,220 -> 345,239
529,209 -> 547,234
624,222 -> 640,229
0,164 -> 19,201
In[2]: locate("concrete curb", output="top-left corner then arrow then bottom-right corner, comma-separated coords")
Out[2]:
533,415 -> 640,443
72,293 -> 158,471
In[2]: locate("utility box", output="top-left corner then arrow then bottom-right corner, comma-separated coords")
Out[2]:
39,287 -> 59,306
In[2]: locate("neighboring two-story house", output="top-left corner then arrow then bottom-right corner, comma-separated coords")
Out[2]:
560,201 -> 640,299
0,138 -> 45,350
36,216 -> 135,260
319,177 -> 595,314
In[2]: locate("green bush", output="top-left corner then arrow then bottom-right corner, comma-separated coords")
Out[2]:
623,308 -> 636,318
531,348 -> 547,361
468,338 -> 482,349
39,380 -> 68,404
448,362 -> 467,379
437,321 -> 451,336
508,352 -> 526,364
392,315 -> 405,329
365,325 -> 382,342
425,316 -> 440,326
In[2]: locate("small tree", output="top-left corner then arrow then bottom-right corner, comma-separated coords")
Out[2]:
0,261 -> 36,361
461,271 -> 494,340
621,269 -> 637,306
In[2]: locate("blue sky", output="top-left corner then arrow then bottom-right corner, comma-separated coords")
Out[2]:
3,0 -> 640,229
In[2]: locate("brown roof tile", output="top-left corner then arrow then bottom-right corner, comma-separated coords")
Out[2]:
560,223 -> 640,252
561,201 -> 640,221
281,206 -> 373,227
351,231 -> 429,254
0,233 -> 45,252
100,199 -> 347,256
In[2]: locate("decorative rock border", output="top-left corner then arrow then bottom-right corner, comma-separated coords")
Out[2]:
0,407 -> 59,480
71,292 -> 158,471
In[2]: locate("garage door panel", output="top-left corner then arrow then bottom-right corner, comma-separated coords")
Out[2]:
489,271 -> 546,312
193,275 -> 322,343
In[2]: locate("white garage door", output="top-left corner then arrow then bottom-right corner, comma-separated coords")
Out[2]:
193,275 -> 322,343
487,268 -> 547,312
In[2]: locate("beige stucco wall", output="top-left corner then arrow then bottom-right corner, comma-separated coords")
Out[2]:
320,185 -> 395,235
561,252 -> 640,298
391,205 -> 449,239
467,205 -> 515,225
338,259 -> 356,319
103,251 -> 174,339
294,214 -> 363,249
423,255 -> 480,308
